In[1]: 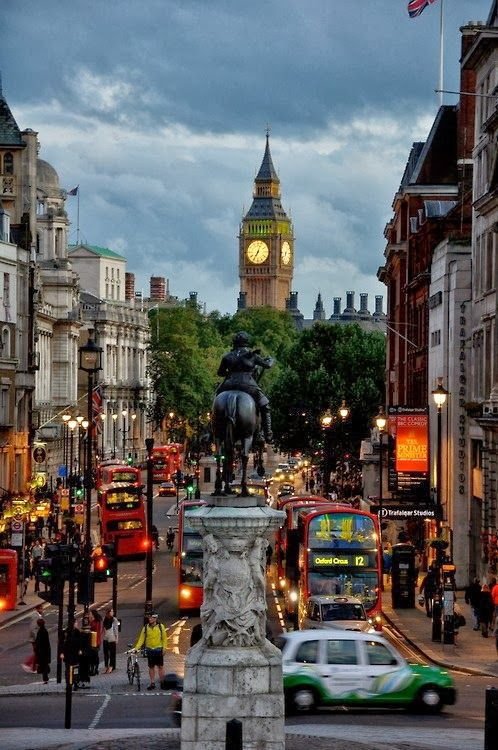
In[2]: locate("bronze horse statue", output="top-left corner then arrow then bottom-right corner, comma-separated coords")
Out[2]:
211,390 -> 263,496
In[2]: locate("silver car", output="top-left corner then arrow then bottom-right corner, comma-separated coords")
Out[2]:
301,595 -> 380,633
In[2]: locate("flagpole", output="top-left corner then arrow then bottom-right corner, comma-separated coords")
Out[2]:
76,189 -> 80,246
439,0 -> 444,107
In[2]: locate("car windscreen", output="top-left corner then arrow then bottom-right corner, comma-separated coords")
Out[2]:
321,603 -> 366,621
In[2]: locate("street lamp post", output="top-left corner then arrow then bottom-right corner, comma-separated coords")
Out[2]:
76,415 -> 84,479
68,419 -> 78,502
62,413 -> 71,487
78,330 -> 103,619
145,437 -> 154,617
338,400 -> 350,498
320,409 -> 334,497
131,413 -> 137,460
431,379 -> 449,643
122,410 -> 128,460
375,407 -> 387,588
112,413 -> 118,458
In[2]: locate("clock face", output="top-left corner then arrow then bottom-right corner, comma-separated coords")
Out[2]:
281,241 -> 291,265
246,240 -> 269,264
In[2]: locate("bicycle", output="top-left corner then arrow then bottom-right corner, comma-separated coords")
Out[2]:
126,646 -> 144,692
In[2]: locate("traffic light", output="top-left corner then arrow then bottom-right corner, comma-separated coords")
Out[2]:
77,571 -> 95,605
92,543 -> 115,582
37,548 -> 62,605
127,453 -> 133,465
74,485 -> 84,500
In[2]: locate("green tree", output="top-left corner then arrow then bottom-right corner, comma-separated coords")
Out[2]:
269,323 -> 385,455
147,305 -> 225,434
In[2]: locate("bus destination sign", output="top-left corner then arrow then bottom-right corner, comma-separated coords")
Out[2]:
312,553 -> 370,568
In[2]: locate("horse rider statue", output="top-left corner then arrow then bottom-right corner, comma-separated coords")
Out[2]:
216,331 -> 274,443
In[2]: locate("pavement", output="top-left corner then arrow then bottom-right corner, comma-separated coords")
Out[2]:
0,579 -> 494,750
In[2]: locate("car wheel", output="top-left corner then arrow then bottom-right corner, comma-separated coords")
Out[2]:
414,685 -> 443,713
285,686 -> 317,714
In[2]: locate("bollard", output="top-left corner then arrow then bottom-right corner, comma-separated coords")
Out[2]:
485,687 -> 498,750
226,718 -> 242,750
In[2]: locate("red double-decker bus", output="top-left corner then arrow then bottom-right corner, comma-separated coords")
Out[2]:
275,495 -> 329,590
177,499 -> 205,614
97,476 -> 147,560
97,462 -> 142,490
287,504 -> 382,625
152,444 -> 183,483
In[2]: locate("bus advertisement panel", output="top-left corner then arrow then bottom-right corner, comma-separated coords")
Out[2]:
152,444 -> 183,483
177,500 -> 205,613
98,482 -> 147,560
292,505 -> 382,625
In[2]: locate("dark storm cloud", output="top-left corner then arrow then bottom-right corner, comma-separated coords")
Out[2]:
1,0 -> 492,314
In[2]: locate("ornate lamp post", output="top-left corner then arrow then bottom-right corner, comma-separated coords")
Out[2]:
62,413 -> 71,487
431,379 -> 449,643
68,418 -> 78,500
375,406 -> 387,590
112,413 -> 118,458
338,400 -> 350,497
76,415 -> 84,478
78,330 -> 103,617
131,413 -> 137,460
320,408 -> 334,497
121,409 -> 128,460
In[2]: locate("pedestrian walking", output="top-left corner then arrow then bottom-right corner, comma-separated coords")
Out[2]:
151,525 -> 159,550
133,612 -> 168,690
479,584 -> 494,637
89,609 -> 103,675
491,578 -> 498,628
166,527 -> 175,551
419,564 -> 438,618
102,607 -> 119,673
465,577 -> 481,630
34,618 -> 51,683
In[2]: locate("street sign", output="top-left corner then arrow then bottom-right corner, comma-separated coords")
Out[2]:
74,504 -> 84,515
58,465 -> 67,478
32,446 -> 47,463
10,533 -> 23,547
11,520 -> 23,532
61,489 -> 70,497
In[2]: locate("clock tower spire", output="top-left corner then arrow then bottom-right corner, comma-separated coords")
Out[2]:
238,133 -> 294,310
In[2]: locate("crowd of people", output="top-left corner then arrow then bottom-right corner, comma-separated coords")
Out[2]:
465,576 -> 498,650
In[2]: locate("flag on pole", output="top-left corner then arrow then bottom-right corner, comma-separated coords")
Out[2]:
67,185 -> 79,196
92,384 -> 104,430
407,0 -> 437,18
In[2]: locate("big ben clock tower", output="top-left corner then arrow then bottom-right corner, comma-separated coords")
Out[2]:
238,133 -> 294,310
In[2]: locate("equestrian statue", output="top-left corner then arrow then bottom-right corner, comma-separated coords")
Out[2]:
212,331 -> 274,496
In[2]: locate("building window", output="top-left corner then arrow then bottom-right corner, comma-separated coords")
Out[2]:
3,273 -> 10,307
3,153 -> 13,175
430,330 -> 441,347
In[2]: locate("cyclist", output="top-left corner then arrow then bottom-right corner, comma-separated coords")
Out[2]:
133,612 -> 168,690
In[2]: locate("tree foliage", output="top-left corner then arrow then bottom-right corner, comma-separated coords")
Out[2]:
147,305 -> 225,432
147,304 -> 384,460
269,323 -> 386,455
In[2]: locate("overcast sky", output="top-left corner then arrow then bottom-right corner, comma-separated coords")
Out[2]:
1,0 -> 492,317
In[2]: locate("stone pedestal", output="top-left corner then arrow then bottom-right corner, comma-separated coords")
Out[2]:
180,501 -> 285,750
